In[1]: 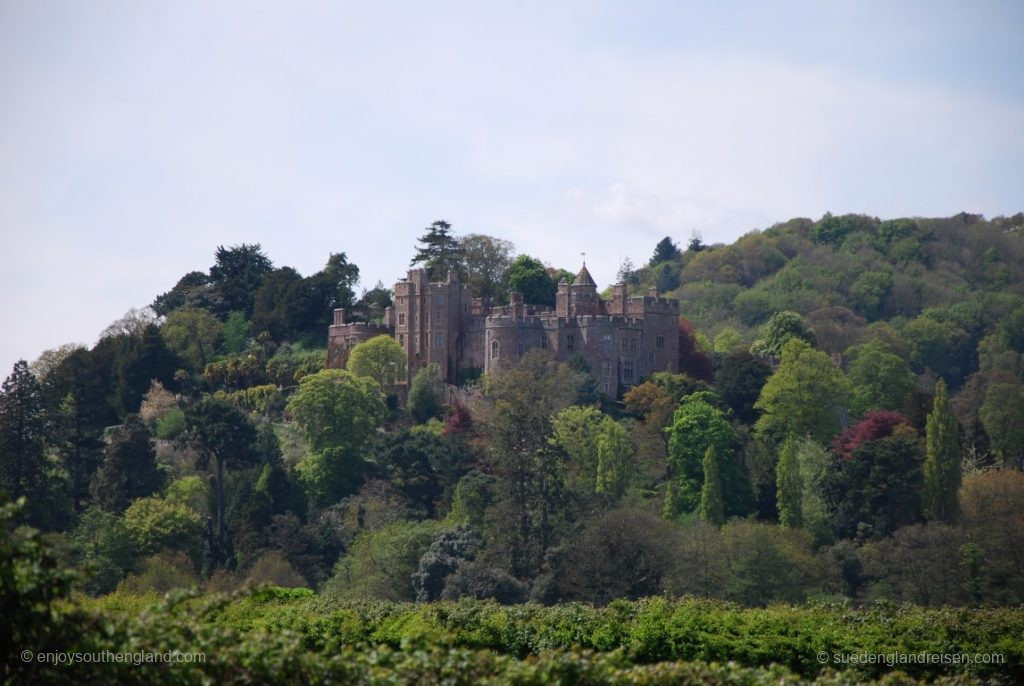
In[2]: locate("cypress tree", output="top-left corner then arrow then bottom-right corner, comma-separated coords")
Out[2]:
90,415 -> 164,513
776,434 -> 803,528
698,445 -> 725,526
924,379 -> 961,522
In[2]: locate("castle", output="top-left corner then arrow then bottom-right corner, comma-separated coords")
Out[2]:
327,264 -> 680,397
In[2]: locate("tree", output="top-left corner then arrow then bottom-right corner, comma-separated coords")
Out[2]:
699,446 -> 725,526
410,220 -> 462,281
506,255 -> 556,305
122,496 -> 203,561
924,379 -> 961,523
550,405 -> 605,492
823,435 -> 924,540
459,234 -> 514,301
667,392 -> 748,516
152,270 -> 213,317
346,335 -> 405,389
208,243 -> 274,317
68,507 -> 135,595
482,351 -> 576,576
0,362 -> 53,527
220,311 -> 251,355
412,527 -> 483,602
113,323 -> 180,418
182,397 -> 259,556
714,350 -> 771,423
750,310 -> 816,357
285,369 -> 386,453
89,415 -> 163,513
326,519 -> 443,600
847,339 -> 915,416
678,319 -> 713,381
555,507 -> 682,603
595,417 -> 633,498
650,236 -> 681,266
250,267 -> 317,341
41,348 -> 111,510
776,435 -> 803,528
755,338 -> 851,443
407,363 -> 444,423
980,380 -> 1024,469
161,307 -> 223,372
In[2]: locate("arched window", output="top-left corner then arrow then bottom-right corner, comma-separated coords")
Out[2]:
490,340 -> 499,359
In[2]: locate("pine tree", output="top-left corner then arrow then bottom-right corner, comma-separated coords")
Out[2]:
410,220 -> 463,281
698,445 -> 725,526
662,478 -> 679,520
649,236 -> 681,266
0,361 -> 52,526
776,434 -> 803,528
924,379 -> 961,522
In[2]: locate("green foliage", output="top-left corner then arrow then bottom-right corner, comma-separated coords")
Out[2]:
755,338 -> 851,442
346,335 -> 405,388
220,310 -> 251,354
750,310 -> 816,357
407,362 -> 444,423
121,496 -> 203,559
506,254 -> 556,305
667,393 -> 745,516
208,243 -> 274,317
459,233 -> 514,301
161,307 -> 223,372
594,417 -> 633,498
775,435 -> 803,528
550,405 -> 604,492
847,339 -> 915,416
286,369 -> 386,453
698,446 -> 725,526
923,380 -> 960,523
68,507 -> 135,595
979,379 -> 1024,469
154,406 -> 186,439
326,519 -> 444,601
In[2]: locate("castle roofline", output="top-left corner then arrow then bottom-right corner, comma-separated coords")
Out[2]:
573,263 -> 597,287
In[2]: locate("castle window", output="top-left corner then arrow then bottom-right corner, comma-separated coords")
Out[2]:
620,338 -> 628,354
630,337 -> 638,354
517,342 -> 525,357
398,313 -> 405,326
540,335 -> 547,349
433,332 -> 444,348
566,334 -> 575,351
648,352 -> 655,365
490,340 -> 499,359
425,311 -> 430,325
602,334 -> 613,355
398,333 -> 405,347
601,360 -> 612,378
656,336 -> 665,349
623,360 -> 634,384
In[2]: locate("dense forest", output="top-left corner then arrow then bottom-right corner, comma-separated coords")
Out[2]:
3,211 -> 1024,615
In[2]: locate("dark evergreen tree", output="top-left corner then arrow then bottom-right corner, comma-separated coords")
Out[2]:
113,324 -> 180,418
823,435 -> 924,540
89,415 -> 164,513
151,271 -> 214,316
649,236 -> 681,266
714,350 -> 771,424
412,527 -> 483,601
209,243 -> 274,317
43,348 -> 112,509
0,362 -> 53,527
410,220 -> 462,281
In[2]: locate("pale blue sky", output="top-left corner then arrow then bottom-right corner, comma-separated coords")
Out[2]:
2,1 -> 1022,374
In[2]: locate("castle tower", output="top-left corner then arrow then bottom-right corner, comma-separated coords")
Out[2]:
568,263 -> 599,316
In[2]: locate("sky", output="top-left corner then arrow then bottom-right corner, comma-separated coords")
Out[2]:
2,0 -> 1023,375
